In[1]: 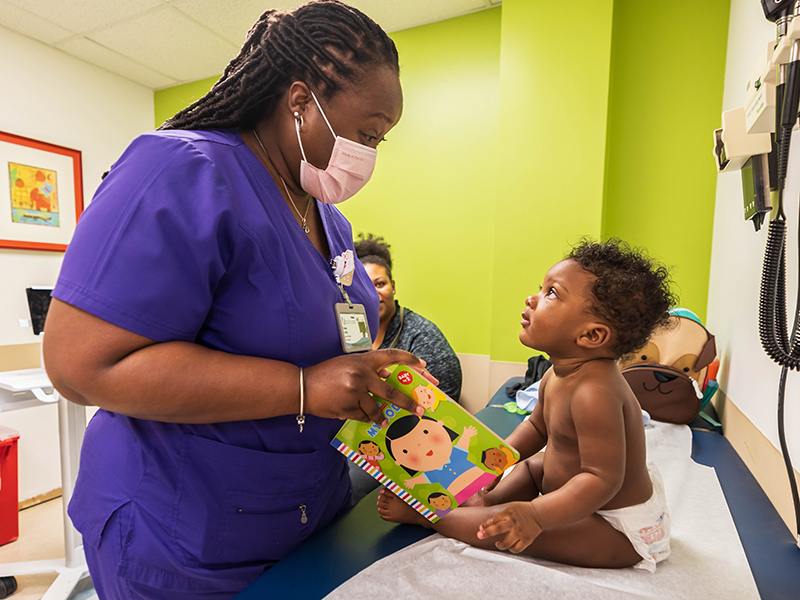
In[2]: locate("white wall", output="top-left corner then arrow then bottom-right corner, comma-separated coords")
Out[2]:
0,26 -> 153,500
707,1 -> 800,473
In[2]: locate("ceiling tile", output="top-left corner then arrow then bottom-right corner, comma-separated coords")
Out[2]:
0,1 -> 74,45
349,0 -> 489,33
55,35 -> 178,89
3,0 -> 163,35
2,0 -> 501,90
171,0 -> 298,47
87,5 -> 239,82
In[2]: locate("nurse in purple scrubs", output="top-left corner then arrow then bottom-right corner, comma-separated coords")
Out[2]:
41,2 -> 430,598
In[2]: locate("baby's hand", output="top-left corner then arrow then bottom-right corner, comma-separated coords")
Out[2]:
477,501 -> 543,553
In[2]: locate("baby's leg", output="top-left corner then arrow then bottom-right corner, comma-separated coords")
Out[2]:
482,452 -> 544,506
378,480 -> 641,568
437,507 -> 641,568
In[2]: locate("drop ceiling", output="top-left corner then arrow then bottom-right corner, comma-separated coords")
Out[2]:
0,0 -> 501,89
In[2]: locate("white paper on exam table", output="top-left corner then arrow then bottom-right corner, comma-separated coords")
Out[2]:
324,422 -> 760,600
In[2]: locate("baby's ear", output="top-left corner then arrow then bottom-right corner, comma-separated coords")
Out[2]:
577,323 -> 611,350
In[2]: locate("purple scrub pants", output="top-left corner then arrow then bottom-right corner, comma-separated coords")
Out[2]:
85,503 -> 244,600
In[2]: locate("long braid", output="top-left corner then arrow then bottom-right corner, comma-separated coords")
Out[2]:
159,1 -> 398,131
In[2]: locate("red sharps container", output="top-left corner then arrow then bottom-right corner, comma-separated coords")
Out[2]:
0,426 -> 20,546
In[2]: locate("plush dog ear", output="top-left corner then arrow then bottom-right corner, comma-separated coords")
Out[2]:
695,333 -> 717,370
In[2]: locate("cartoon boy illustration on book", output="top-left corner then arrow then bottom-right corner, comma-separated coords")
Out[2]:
412,384 -> 447,412
357,440 -> 385,469
481,446 -> 516,474
385,415 -> 498,504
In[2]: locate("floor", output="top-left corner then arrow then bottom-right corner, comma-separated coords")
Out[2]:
0,497 -> 96,600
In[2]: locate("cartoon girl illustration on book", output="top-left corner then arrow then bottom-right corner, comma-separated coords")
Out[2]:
384,415 -> 497,504
357,440 -> 385,469
412,384 -> 447,412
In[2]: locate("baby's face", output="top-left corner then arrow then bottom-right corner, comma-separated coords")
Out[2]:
360,442 -> 379,455
414,386 -> 436,408
392,419 -> 453,472
519,259 -> 598,354
483,447 -> 508,471
429,495 -> 452,510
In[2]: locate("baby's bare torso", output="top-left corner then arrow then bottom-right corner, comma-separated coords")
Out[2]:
536,360 -> 652,510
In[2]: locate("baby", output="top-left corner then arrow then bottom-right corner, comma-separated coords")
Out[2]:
378,239 -> 676,571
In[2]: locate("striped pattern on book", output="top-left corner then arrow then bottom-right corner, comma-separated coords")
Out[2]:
335,440 -> 439,523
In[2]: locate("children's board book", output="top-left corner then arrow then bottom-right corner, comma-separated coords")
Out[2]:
332,365 -> 519,523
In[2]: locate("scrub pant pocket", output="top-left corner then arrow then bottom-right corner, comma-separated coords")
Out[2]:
85,503 -> 241,600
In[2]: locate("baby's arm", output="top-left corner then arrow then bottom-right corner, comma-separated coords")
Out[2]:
504,369 -> 550,460
479,384 -> 626,551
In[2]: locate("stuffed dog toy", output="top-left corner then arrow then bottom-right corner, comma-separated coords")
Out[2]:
618,308 -> 719,424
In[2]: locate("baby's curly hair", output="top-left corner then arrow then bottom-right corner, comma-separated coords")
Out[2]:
566,238 -> 677,358
354,233 -> 393,279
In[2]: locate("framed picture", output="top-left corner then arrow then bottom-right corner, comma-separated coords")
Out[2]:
0,130 -> 84,252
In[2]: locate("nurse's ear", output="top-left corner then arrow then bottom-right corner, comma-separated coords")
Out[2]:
286,81 -> 313,127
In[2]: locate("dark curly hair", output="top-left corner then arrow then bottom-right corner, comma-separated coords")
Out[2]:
354,233 -> 392,279
159,0 -> 399,130
566,238 -> 677,358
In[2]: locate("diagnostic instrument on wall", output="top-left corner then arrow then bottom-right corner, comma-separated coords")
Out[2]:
713,0 -> 800,547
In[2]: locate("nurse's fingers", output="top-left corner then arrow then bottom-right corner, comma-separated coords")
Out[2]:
369,349 -> 439,386
356,390 -> 387,425
365,374 -> 424,419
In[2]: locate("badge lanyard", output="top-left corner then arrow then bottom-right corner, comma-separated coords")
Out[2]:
331,249 -> 373,353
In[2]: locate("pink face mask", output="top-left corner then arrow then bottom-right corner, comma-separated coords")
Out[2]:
296,89 -> 378,204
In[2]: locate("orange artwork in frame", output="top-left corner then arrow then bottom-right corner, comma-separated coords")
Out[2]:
1,130 -> 84,252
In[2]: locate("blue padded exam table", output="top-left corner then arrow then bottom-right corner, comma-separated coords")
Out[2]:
235,378 -> 800,600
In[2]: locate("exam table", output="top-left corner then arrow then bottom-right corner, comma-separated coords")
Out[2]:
235,378 -> 800,600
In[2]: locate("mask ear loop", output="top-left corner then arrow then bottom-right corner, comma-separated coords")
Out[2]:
308,89 -> 337,138
294,114 -> 309,162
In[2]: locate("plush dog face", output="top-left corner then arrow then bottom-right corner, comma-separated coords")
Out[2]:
618,314 -> 717,424
618,316 -> 715,385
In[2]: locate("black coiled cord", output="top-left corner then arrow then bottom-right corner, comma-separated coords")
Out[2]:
759,217 -> 800,365
758,181 -> 800,539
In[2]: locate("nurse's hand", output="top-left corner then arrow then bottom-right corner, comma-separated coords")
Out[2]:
304,349 -> 438,425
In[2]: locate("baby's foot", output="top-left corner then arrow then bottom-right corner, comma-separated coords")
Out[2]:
461,487 -> 497,508
376,489 -> 432,528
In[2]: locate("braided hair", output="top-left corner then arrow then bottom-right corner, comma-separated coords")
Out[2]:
354,232 -> 392,279
159,1 -> 399,131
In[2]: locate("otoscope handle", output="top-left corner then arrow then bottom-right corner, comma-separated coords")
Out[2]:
782,57 -> 800,129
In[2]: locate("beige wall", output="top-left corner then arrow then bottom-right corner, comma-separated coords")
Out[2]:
0,25 -> 154,501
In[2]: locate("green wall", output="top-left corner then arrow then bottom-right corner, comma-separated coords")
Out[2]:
340,9 -> 501,356
154,75 -> 218,128
601,0 -> 730,322
490,0 -> 614,362
152,1 -> 730,363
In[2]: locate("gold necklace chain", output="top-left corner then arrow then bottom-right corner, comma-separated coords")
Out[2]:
252,129 -> 311,234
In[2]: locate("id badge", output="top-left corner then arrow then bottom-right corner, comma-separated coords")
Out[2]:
335,303 -> 373,353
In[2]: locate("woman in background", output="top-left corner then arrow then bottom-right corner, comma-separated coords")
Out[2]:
355,234 -> 462,401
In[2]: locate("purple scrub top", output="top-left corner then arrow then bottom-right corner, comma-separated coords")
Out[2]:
53,129 -> 379,593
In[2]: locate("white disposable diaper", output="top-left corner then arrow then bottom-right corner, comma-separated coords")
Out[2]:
595,462 -> 670,572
